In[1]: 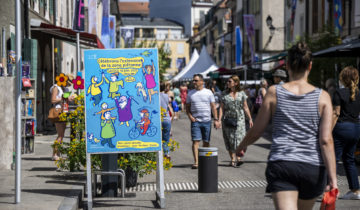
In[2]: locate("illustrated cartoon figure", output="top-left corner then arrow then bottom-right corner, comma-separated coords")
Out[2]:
138,109 -> 151,135
100,111 -> 116,148
128,108 -> 158,139
115,96 -> 133,127
104,73 -> 124,98
142,60 -> 158,103
87,133 -> 95,144
94,102 -> 116,120
87,133 -> 100,144
87,73 -> 105,106
140,50 -> 152,57
135,82 -> 147,102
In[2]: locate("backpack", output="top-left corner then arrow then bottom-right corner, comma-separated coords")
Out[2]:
254,91 -> 263,109
172,101 -> 179,112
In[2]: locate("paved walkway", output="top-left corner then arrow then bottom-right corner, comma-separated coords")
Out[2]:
0,113 -> 360,209
0,132 -> 84,210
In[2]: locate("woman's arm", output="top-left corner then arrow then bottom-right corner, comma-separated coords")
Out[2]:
319,91 -> 338,190
261,88 -> 266,98
243,100 -> 253,128
152,61 -> 155,76
332,106 -> 340,130
216,102 -> 224,129
236,86 -> 275,156
96,74 -> 104,86
168,104 -> 174,121
51,87 -> 61,104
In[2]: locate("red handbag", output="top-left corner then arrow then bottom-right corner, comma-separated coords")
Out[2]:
320,188 -> 338,210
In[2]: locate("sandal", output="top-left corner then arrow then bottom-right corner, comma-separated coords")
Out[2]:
236,159 -> 244,167
229,161 -> 237,168
191,164 -> 198,169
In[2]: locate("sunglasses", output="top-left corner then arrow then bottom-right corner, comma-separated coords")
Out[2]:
193,80 -> 200,82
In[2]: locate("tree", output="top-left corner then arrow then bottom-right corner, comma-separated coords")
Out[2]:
134,40 -> 172,81
297,25 -> 357,88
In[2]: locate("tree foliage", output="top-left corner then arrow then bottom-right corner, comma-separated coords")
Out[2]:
134,40 -> 172,82
296,25 -> 357,88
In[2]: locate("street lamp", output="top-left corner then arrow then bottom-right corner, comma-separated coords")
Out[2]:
266,15 -> 272,27
266,15 -> 276,35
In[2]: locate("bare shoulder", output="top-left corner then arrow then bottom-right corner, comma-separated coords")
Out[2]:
319,89 -> 331,105
318,89 -> 332,116
266,85 -> 276,97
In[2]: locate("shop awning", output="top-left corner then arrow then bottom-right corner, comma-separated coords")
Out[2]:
30,20 -> 104,49
252,52 -> 287,64
313,39 -> 360,57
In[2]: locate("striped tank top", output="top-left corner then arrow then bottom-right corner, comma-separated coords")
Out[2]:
269,85 -> 323,166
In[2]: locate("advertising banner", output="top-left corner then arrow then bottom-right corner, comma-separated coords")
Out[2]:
243,15 -> 255,62
84,48 -> 161,154
73,0 -> 85,31
88,0 -> 97,34
235,25 -> 242,65
120,27 -> 135,48
334,0 -> 343,34
109,15 -> 116,48
101,0 -> 110,48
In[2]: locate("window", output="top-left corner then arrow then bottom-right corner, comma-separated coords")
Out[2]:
134,28 -> 140,38
177,43 -> 184,54
156,29 -> 168,40
164,43 -> 171,54
170,29 -> 182,39
142,28 -> 154,38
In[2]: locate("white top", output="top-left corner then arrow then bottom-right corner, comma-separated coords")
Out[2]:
186,88 -> 215,122
50,85 -> 68,109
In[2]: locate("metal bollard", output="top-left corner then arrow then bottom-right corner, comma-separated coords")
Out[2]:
198,147 -> 218,193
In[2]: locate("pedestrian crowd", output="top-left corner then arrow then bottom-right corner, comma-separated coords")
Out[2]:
48,41 -> 359,209
156,41 -> 359,209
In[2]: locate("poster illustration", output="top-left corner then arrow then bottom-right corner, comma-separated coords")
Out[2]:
84,48 -> 161,153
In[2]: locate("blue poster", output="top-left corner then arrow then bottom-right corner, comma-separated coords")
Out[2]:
235,26 -> 242,65
84,48 -> 161,153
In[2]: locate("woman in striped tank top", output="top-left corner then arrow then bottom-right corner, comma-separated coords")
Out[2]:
236,42 -> 337,210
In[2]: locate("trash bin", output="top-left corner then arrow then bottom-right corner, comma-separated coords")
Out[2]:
198,147 -> 218,193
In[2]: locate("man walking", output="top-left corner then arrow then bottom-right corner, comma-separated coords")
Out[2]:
272,69 -> 287,85
186,74 -> 219,169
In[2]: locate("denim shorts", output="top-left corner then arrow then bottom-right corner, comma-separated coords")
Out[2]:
265,161 -> 327,200
191,121 -> 212,142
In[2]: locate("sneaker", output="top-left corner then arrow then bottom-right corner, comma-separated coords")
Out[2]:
340,191 -> 360,200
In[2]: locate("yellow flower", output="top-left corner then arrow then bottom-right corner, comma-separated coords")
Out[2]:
55,73 -> 68,87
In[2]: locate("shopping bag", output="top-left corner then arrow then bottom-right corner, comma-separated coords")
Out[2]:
320,188 -> 338,210
48,107 -> 63,123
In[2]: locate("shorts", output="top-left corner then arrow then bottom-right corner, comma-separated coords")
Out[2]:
265,161 -> 327,200
191,121 -> 212,142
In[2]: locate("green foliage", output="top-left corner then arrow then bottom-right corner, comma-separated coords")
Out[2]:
118,138 -> 179,178
291,25 -> 357,87
52,93 -> 179,176
134,40 -> 172,82
54,94 -> 102,171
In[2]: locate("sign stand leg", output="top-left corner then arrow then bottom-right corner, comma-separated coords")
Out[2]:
156,150 -> 165,208
101,154 -> 118,196
86,153 -> 93,210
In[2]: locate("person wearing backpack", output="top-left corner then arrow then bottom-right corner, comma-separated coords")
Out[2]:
254,79 -> 268,113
